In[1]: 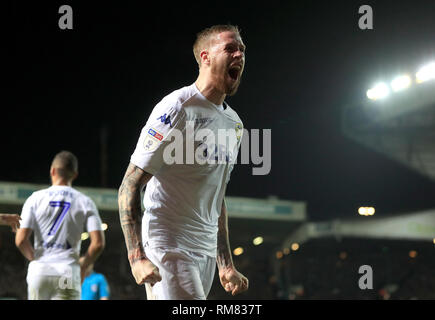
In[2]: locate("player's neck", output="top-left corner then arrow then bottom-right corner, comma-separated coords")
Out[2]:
51,177 -> 72,187
195,73 -> 226,105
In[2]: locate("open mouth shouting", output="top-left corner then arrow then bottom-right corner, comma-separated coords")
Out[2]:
228,64 -> 243,82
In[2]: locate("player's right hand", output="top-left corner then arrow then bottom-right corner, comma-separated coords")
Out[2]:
0,214 -> 21,232
131,259 -> 162,286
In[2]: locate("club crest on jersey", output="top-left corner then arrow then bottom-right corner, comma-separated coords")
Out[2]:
144,128 -> 164,152
157,113 -> 173,127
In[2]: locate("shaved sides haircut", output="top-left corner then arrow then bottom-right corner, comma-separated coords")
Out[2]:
193,24 -> 241,67
51,151 -> 78,180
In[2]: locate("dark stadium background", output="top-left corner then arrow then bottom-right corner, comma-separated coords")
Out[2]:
2,0 -> 435,300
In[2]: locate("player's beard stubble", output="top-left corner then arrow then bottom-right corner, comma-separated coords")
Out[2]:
210,63 -> 243,97
226,76 -> 242,96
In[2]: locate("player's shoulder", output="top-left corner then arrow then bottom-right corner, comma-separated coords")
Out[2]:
26,187 -> 51,202
31,187 -> 49,197
70,188 -> 97,208
157,84 -> 198,113
95,273 -> 107,281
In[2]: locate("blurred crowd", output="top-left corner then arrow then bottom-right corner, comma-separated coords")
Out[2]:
270,238 -> 435,300
1,227 -> 434,300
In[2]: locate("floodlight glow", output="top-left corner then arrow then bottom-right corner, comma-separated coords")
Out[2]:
101,223 -> 108,231
291,243 -> 300,251
391,75 -> 411,92
276,251 -> 283,259
233,247 -> 244,256
416,62 -> 435,83
81,232 -> 89,241
283,247 -> 290,255
253,236 -> 263,246
409,250 -> 417,258
367,82 -> 390,100
359,207 -> 375,216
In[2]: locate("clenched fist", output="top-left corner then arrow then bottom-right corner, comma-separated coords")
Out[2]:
131,259 -> 162,286
219,267 -> 249,296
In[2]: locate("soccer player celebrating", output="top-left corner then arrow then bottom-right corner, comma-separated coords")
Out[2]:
15,151 -> 105,300
118,24 -> 249,299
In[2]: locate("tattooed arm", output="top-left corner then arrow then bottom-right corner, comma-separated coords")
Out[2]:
217,198 -> 249,296
118,162 -> 161,285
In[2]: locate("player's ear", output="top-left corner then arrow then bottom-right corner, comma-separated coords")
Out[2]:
72,171 -> 78,182
50,166 -> 56,177
200,49 -> 210,66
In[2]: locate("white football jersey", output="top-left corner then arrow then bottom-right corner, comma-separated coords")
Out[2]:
20,185 -> 103,267
130,83 -> 243,257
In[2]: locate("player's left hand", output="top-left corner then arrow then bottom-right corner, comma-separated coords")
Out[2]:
219,267 -> 249,296
0,214 -> 21,233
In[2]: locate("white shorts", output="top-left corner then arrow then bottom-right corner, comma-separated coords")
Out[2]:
26,261 -> 81,300
144,245 -> 216,300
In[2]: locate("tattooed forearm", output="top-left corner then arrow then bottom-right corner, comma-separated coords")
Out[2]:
118,163 -> 152,265
217,199 -> 234,271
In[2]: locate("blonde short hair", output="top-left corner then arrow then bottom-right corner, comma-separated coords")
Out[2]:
193,24 -> 241,67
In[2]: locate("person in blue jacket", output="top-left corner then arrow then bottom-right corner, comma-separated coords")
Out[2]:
81,262 -> 110,300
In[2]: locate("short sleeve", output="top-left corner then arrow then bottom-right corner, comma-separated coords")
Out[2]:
85,198 -> 103,232
20,194 -> 36,230
130,100 -> 187,175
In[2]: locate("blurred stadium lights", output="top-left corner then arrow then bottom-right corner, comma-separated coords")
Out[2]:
409,250 -> 418,258
291,243 -> 300,251
283,247 -> 290,255
358,207 -> 375,216
233,247 -> 244,256
102,223 -> 108,231
367,82 -> 390,100
276,251 -> 283,259
253,236 -> 263,246
366,61 -> 435,100
81,232 -> 89,241
416,62 -> 435,83
391,75 -> 411,92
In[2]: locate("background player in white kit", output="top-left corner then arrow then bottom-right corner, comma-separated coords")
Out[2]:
15,151 -> 105,300
118,25 -> 248,299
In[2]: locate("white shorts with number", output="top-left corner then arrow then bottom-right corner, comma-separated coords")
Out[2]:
144,245 -> 216,300
26,261 -> 81,300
